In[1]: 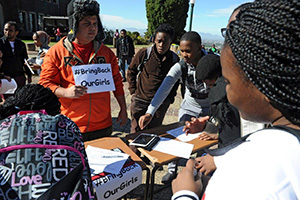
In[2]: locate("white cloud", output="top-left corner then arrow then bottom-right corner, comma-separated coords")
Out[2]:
206,4 -> 239,17
100,14 -> 147,30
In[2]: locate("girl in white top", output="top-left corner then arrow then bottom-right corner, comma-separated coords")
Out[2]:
171,0 -> 300,199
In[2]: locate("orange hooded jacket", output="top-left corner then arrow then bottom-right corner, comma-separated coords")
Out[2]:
39,37 -> 124,133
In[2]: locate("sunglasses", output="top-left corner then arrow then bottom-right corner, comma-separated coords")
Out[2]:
221,28 -> 227,38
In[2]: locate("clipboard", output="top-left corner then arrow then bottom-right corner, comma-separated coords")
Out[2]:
24,59 -> 35,75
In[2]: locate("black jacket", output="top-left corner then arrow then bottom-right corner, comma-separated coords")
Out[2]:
0,36 -> 31,78
207,76 -> 241,146
116,35 -> 135,58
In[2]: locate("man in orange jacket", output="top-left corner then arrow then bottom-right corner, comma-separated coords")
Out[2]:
39,0 -> 128,141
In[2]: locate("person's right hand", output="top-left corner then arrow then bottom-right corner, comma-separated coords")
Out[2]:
183,116 -> 210,135
64,85 -> 87,98
172,159 -> 203,196
138,113 -> 153,130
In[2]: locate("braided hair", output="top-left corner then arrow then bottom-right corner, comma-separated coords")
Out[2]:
225,0 -> 300,125
0,84 -> 61,119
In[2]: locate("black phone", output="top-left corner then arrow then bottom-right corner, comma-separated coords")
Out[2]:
130,133 -> 160,151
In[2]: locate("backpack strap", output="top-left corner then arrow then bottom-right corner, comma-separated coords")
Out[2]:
180,59 -> 187,83
206,125 -> 300,157
171,51 -> 178,63
137,45 -> 153,72
270,125 -> 300,142
179,59 -> 187,99
206,133 -> 253,156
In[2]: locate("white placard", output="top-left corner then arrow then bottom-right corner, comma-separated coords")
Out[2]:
92,162 -> 142,200
0,79 -> 17,94
167,126 -> 202,142
72,63 -> 115,94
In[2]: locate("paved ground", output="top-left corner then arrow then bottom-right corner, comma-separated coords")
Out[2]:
29,48 -> 184,200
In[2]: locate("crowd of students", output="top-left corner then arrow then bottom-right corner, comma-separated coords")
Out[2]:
0,0 -> 298,199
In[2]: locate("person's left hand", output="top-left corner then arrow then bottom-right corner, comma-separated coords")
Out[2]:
195,154 -> 216,176
30,63 -> 41,70
172,159 -> 203,196
117,108 -> 128,126
198,132 -> 218,141
3,75 -> 11,82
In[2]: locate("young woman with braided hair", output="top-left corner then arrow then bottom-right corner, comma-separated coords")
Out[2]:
172,0 -> 300,199
0,84 -> 61,119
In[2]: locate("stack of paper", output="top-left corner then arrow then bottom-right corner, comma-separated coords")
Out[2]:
85,145 -> 129,175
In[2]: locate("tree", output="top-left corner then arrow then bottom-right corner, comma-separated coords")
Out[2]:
146,0 -> 189,43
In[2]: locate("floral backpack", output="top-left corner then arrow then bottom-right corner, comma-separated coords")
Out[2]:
0,111 -> 97,200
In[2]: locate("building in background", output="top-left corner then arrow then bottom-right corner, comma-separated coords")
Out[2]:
0,0 -> 70,39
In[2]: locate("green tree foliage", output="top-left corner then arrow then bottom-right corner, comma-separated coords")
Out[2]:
146,0 -> 189,43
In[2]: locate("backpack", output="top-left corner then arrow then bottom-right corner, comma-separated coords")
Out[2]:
0,111 -> 97,200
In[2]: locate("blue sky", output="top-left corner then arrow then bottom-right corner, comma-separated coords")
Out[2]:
97,0 -> 254,36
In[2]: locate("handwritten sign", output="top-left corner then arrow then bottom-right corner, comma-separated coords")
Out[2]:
72,63 -> 115,94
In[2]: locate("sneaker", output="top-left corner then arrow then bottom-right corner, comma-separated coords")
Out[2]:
161,172 -> 176,185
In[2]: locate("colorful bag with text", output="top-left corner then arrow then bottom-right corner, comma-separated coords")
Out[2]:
0,111 -> 97,200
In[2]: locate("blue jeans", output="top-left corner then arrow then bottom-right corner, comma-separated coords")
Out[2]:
118,56 -> 132,79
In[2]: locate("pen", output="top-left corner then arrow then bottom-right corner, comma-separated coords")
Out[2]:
101,155 -> 124,158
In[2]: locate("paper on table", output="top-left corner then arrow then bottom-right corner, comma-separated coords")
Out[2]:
167,126 -> 202,142
152,137 -> 194,159
0,79 -> 17,94
86,145 -> 129,175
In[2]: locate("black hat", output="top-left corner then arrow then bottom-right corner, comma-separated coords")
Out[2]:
67,0 -> 106,42
196,54 -> 221,81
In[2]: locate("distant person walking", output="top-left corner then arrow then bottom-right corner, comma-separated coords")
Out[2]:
116,29 -> 135,81
113,29 -> 119,48
55,27 -> 61,42
31,31 -> 51,74
0,21 -> 32,97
